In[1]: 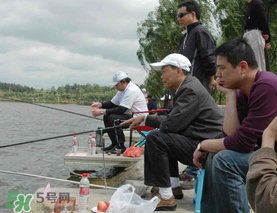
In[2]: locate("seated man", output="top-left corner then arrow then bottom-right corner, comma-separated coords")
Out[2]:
91,71 -> 148,153
146,95 -> 158,112
121,53 -> 224,211
246,116 -> 277,213
193,38 -> 277,213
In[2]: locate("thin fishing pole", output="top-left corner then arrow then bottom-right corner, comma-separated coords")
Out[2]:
0,169 -> 117,190
0,123 -> 130,149
0,96 -> 103,121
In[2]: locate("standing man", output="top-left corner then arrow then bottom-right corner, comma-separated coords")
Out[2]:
177,0 -> 217,186
193,38 -> 277,213
122,54 -> 223,211
178,1 -> 217,93
91,71 -> 148,153
243,0 -> 271,71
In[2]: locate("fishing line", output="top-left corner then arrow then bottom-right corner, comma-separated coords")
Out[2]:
0,123 -> 130,149
0,169 -> 117,190
0,96 -> 103,121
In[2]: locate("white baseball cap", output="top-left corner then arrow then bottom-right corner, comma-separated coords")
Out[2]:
110,71 -> 128,86
160,95 -> 171,100
150,53 -> 191,72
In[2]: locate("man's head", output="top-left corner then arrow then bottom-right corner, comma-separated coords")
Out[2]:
150,53 -> 191,90
215,37 -> 258,89
178,1 -> 201,29
146,95 -> 152,100
110,71 -> 131,91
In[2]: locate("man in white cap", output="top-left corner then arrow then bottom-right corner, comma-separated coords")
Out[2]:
121,53 -> 223,211
91,71 -> 148,153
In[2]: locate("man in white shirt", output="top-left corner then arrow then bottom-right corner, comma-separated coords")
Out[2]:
91,71 -> 148,153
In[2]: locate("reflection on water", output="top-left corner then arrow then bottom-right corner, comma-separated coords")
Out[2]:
0,102 -> 122,212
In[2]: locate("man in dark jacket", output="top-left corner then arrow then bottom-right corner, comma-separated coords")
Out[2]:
178,1 -> 216,93
122,53 -> 223,211
177,0 -> 217,185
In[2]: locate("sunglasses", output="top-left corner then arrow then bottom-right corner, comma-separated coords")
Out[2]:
177,12 -> 191,18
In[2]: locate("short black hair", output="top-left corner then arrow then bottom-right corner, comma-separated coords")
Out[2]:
178,1 -> 201,20
215,37 -> 258,69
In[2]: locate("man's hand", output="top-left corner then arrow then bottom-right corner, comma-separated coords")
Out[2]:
120,115 -> 145,129
265,42 -> 271,50
216,78 -> 236,95
209,76 -> 216,90
91,109 -> 102,117
193,149 -> 208,169
262,116 -> 277,149
91,102 -> 102,109
262,34 -> 269,41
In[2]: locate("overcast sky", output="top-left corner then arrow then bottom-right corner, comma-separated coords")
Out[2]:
0,0 -> 160,89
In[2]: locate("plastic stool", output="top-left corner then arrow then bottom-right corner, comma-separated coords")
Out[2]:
193,169 -> 205,213
137,131 -> 150,147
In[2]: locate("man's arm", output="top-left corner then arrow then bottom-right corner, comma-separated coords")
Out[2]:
196,30 -> 217,77
216,79 -> 240,135
246,117 -> 277,213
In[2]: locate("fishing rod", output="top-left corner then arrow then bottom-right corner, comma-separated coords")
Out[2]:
0,96 -> 103,121
132,108 -> 168,114
0,123 -> 130,149
0,169 -> 117,190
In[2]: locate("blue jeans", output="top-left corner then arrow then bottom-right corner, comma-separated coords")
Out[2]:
184,166 -> 199,178
201,150 -> 254,213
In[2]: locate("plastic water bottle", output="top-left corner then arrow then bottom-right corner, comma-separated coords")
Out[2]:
79,173 -> 90,212
73,135 -> 78,147
72,141 -> 78,153
87,134 -> 92,153
91,136 -> 96,155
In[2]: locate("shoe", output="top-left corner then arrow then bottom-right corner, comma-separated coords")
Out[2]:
179,171 -> 190,181
180,177 -> 196,190
110,147 -> 126,154
172,186 -> 183,199
155,195 -> 177,211
102,145 -> 115,151
150,186 -> 183,200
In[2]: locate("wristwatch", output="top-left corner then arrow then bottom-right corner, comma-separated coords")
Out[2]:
197,143 -> 207,153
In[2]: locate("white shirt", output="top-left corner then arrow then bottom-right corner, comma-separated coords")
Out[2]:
111,82 -> 148,117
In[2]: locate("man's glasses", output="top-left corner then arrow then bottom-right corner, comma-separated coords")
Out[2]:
177,12 -> 191,18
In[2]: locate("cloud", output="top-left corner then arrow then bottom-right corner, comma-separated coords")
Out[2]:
0,0 -> 159,89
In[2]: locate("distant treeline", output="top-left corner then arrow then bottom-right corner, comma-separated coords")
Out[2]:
0,82 -> 145,105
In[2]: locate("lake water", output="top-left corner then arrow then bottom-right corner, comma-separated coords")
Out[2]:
0,102 -> 119,212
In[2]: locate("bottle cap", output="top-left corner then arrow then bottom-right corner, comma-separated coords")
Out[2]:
82,173 -> 88,177
89,134 -> 92,136
93,136 -> 95,138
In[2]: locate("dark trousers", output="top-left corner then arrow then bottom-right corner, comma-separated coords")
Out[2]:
144,129 -> 200,187
103,113 -> 132,148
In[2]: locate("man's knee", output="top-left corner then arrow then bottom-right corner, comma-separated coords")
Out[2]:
213,150 -> 235,172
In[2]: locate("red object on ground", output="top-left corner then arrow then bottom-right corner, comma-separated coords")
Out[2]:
123,145 -> 144,158
97,201 -> 109,212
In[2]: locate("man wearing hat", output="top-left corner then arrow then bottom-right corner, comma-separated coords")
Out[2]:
121,53 -> 223,211
91,71 -> 148,153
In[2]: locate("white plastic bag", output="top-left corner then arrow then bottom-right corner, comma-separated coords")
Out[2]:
105,184 -> 160,213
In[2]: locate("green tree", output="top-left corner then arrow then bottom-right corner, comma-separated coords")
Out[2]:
137,0 -> 215,98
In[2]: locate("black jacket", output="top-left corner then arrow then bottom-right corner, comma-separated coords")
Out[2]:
146,75 -> 223,141
178,22 -> 216,93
